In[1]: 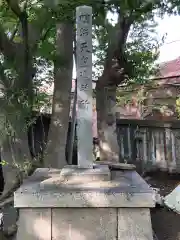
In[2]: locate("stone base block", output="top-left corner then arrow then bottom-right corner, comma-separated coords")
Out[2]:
118,208 -> 153,239
15,169 -> 154,208
14,167 -> 155,239
16,208 -> 153,240
59,164 -> 111,183
52,208 -> 116,240
97,161 -> 136,170
16,209 -> 51,240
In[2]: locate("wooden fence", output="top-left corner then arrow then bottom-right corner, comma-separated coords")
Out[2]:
116,119 -> 180,173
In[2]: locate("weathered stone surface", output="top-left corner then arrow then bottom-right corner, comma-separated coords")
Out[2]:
118,208 -> 153,240
76,5 -> 93,169
16,207 -> 154,240
15,191 -> 155,208
98,161 -> 136,170
14,168 -> 155,208
52,208 -> 116,240
164,184 -> 180,213
14,167 -> 155,240
59,164 -> 110,182
24,168 -> 61,183
151,188 -> 164,206
16,209 -> 51,240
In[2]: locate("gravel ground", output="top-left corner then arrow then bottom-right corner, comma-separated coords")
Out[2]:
145,172 -> 180,240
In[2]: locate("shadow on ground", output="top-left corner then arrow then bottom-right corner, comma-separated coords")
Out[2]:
145,172 -> 180,240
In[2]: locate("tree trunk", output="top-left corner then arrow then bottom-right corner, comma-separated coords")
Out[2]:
0,124 -> 32,199
96,80 -> 119,162
44,23 -> 73,168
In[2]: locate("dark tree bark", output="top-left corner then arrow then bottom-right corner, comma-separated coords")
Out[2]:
44,23 -> 73,168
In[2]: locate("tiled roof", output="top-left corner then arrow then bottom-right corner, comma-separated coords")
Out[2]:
158,57 -> 180,84
160,57 -> 180,78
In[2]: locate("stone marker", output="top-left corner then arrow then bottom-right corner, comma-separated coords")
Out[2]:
14,5 -> 155,240
59,5 -> 110,182
164,184 -> 180,214
14,168 -> 155,240
76,5 -> 93,168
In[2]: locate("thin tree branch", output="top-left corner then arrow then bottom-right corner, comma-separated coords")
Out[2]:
28,9 -> 52,51
5,0 -> 23,19
0,0 -> 27,62
102,0 -> 159,85
6,0 -> 34,100
41,27 -> 51,43
6,0 -> 50,51
102,15 -> 133,86
8,0 -> 28,42
131,0 -> 161,20
21,11 -> 29,84
10,21 -> 20,41
32,23 -> 53,56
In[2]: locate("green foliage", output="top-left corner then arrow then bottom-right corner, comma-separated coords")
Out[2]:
125,19 -> 161,84
0,0 -> 178,158
92,0 -> 180,84
0,160 -> 8,166
0,4 -> 53,100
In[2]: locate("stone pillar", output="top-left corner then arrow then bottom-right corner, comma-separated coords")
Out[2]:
76,6 -> 93,168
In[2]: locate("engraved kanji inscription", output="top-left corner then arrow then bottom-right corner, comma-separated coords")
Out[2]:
79,69 -> 87,77
79,14 -> 90,24
80,41 -> 90,53
80,28 -> 89,36
78,99 -> 90,110
81,56 -> 89,65
80,83 -> 89,91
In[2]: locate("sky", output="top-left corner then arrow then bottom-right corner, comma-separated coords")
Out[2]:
157,15 -> 180,63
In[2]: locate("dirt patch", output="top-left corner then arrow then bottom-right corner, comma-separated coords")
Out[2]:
145,172 -> 180,240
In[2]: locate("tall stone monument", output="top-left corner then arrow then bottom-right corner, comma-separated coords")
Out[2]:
56,5 -> 110,182
76,6 -> 93,168
14,6 -> 155,240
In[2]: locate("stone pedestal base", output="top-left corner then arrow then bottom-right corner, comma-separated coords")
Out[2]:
14,166 -> 155,240
16,208 -> 152,240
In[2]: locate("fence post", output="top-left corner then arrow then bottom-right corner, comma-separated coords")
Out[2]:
142,128 -> 148,166
151,131 -> 156,166
165,128 -> 173,172
173,129 -> 180,172
170,130 -> 176,172
159,130 -> 166,170
127,127 -> 132,160
120,129 -> 125,162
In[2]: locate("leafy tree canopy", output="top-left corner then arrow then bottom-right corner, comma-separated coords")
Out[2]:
93,0 -> 179,85
0,0 -> 178,111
